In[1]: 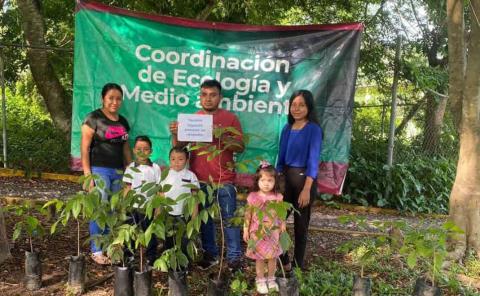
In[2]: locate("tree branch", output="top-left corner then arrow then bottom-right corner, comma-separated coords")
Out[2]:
364,0 -> 387,26
196,0 -> 217,21
395,99 -> 424,135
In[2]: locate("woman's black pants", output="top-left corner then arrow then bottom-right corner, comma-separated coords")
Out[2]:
280,167 -> 315,270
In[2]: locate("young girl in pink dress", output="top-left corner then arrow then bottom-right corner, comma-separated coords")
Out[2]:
243,162 -> 286,294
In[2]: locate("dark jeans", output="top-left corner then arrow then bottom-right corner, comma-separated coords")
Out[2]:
280,167 -> 316,270
199,183 -> 242,261
128,211 -> 158,264
163,215 -> 190,271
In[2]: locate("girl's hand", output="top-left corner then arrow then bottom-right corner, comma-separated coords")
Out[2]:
298,188 -> 311,208
243,229 -> 249,242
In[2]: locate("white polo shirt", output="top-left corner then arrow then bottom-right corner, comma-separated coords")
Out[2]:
123,161 -> 161,207
161,168 -> 199,216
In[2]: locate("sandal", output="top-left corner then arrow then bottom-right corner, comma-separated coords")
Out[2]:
91,253 -> 111,265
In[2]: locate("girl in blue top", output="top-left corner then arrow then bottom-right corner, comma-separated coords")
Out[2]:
276,90 -> 322,271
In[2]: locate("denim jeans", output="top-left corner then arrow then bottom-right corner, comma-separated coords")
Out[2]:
127,211 -> 158,264
89,166 -> 123,253
200,183 -> 242,262
164,215 -> 190,271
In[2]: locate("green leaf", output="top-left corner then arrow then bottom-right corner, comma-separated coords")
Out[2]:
407,252 -> 417,269
50,221 -> 60,235
279,231 -> 292,251
111,193 -> 120,210
72,200 -> 81,219
186,221 -> 194,238
154,258 -> 168,272
140,182 -> 156,193
12,225 -> 22,241
160,168 -> 170,182
201,210 -> 209,224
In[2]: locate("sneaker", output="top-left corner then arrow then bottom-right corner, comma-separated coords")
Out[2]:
267,277 -> 279,292
256,278 -> 268,294
197,253 -> 219,270
227,258 -> 245,271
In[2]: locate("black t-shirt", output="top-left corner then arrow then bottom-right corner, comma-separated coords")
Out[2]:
83,109 -> 130,169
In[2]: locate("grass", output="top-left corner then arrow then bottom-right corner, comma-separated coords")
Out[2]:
293,241 -> 480,296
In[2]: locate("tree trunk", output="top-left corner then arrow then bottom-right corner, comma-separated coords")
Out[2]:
447,0 -> 465,132
447,0 -> 480,260
0,205 -> 10,263
16,0 -> 71,135
422,93 -> 448,155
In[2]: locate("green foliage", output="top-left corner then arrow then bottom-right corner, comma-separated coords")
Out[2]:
296,259 -> 353,296
463,251 -> 480,279
399,220 -> 464,286
103,170 -> 216,271
337,215 -> 402,278
244,200 -> 293,256
344,153 -> 455,214
45,174 -> 106,256
229,271 -> 250,296
8,201 -> 46,253
0,83 -> 69,173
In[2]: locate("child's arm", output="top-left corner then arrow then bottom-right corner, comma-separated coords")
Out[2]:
243,205 -> 252,242
122,165 -> 134,197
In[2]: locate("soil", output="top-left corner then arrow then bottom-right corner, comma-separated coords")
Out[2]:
0,176 -> 450,295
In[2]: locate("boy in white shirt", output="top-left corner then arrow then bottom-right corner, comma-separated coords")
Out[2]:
123,135 -> 161,265
160,146 -> 199,268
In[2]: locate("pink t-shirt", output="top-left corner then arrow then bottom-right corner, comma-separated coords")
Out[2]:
190,108 -> 243,184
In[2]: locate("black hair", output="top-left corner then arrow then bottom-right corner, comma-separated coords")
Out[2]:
252,164 -> 280,194
200,79 -> 222,92
134,135 -> 152,148
169,146 -> 190,159
101,83 -> 123,99
287,89 -> 318,125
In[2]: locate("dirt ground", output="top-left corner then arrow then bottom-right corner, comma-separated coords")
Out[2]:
0,177 -> 446,295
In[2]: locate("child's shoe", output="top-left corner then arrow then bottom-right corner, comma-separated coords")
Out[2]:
267,276 -> 279,292
256,278 -> 269,294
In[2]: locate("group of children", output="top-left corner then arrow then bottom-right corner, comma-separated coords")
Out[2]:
123,136 -> 286,294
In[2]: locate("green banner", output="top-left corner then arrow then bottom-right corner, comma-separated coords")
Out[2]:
71,1 -> 362,194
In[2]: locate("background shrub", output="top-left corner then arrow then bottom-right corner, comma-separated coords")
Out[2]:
0,80 -> 69,173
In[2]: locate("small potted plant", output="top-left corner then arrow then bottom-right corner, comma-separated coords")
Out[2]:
400,220 -> 463,296
103,187 -> 140,296
8,201 -> 46,291
337,215 -> 378,296
45,174 -> 105,294
153,185 -> 215,296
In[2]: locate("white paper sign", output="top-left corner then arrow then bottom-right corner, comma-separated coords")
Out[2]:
178,113 -> 213,142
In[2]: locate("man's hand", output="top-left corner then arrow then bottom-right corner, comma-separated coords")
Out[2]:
169,121 -> 179,136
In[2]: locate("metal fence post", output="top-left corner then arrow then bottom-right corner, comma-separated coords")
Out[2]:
0,48 -> 6,168
386,35 -> 403,167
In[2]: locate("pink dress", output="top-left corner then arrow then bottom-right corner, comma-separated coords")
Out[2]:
244,191 -> 284,260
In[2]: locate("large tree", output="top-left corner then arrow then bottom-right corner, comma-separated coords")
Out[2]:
16,0 -> 72,135
447,0 -> 480,258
